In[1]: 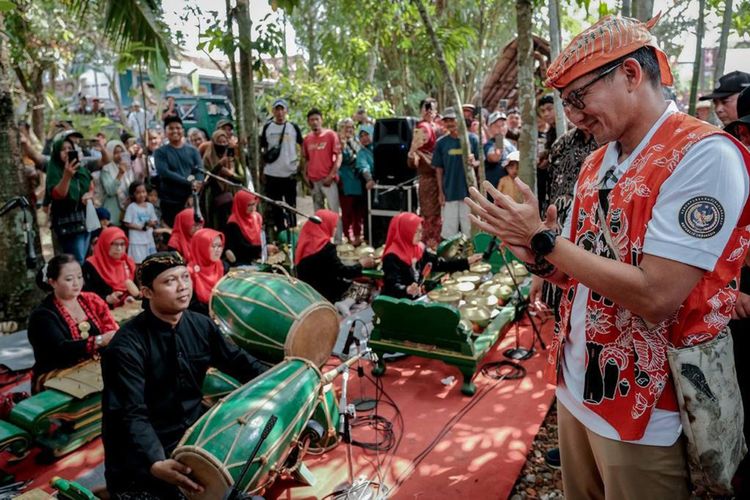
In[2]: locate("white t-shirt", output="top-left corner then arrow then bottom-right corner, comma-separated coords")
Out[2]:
263,121 -> 301,178
123,202 -> 158,246
557,102 -> 749,446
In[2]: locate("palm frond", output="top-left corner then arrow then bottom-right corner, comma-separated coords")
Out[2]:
66,0 -> 174,70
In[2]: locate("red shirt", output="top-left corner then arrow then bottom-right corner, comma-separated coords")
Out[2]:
303,129 -> 341,182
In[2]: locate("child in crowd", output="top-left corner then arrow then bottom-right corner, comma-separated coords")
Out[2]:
122,181 -> 158,264
498,151 -> 523,203
146,185 -> 170,252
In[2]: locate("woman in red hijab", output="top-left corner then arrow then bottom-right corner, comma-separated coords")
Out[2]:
83,226 -> 138,307
382,212 -> 481,299
187,228 -> 227,316
167,208 -> 202,261
223,191 -> 275,266
295,209 -> 375,303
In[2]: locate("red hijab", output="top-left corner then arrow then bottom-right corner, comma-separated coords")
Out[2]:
87,226 -> 136,293
188,228 -> 225,304
168,208 -> 199,261
227,191 -> 263,245
294,209 -> 339,264
383,213 -> 425,265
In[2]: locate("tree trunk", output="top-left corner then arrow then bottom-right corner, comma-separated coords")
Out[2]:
30,69 -> 45,141
0,13 -> 44,328
476,0 -> 486,195
107,69 -> 127,127
414,0 -> 476,189
226,0 -> 246,174
237,0 -> 259,189
516,0 -> 537,190
548,0 -> 566,139
621,0 -> 632,17
304,0 -> 318,79
632,0 -> 654,21
689,0 -> 706,116
713,0 -> 733,87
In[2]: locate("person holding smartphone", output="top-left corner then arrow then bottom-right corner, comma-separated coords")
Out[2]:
200,129 -> 245,232
46,130 -> 108,262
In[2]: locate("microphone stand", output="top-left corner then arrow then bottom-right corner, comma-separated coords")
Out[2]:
196,167 -> 321,225
223,415 -> 278,500
377,177 -> 418,197
489,245 -> 545,360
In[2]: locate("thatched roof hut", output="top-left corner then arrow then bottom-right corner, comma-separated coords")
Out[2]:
479,35 -> 552,111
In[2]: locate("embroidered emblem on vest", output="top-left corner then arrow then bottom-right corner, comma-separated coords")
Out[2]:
678,196 -> 725,238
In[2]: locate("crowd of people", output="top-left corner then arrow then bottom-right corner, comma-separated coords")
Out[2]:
9,11 -> 750,498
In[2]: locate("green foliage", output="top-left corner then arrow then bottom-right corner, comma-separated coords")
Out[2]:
67,0 -> 173,82
0,0 -> 14,12
4,0 -> 79,85
181,5 -> 286,81
287,0 -> 516,113
258,65 -> 393,130
729,0 -> 750,37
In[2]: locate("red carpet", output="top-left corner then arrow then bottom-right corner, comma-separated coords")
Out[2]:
1,319 -> 555,499
269,317 -> 556,500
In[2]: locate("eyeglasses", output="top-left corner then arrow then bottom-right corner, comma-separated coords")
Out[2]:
561,63 -> 622,111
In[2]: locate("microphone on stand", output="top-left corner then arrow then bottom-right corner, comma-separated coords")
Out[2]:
483,237 -> 499,261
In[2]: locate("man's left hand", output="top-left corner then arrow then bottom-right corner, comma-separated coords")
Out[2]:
465,179 -> 555,248
732,292 -> 750,320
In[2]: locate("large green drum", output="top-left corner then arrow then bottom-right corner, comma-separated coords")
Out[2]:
173,358 -> 325,499
309,382 -> 340,453
210,269 -> 340,367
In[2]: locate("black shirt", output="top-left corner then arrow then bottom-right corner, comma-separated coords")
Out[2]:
223,222 -> 262,266
27,294 -> 102,388
296,243 -> 362,303
82,260 -> 113,304
382,252 -> 469,299
101,307 -> 266,494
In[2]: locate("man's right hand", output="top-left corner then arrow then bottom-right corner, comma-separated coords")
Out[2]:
150,459 -> 204,494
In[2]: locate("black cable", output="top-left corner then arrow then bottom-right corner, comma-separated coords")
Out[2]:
480,360 -> 526,380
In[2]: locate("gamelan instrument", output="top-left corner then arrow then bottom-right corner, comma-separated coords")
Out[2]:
210,269 -> 339,367
173,352 -> 373,499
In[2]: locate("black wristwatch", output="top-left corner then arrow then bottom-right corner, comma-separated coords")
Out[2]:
530,229 -> 557,258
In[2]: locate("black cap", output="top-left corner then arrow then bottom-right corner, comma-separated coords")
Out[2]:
699,71 -> 750,100
724,86 -> 750,137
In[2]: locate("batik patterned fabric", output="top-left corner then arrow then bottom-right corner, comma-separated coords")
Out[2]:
542,128 -> 599,310
545,14 -> 673,90
545,112 -> 750,441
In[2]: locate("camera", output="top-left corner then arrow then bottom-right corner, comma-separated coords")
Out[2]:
67,150 -> 79,163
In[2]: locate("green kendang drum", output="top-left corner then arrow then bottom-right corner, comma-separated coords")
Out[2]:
173,358 -> 330,499
210,269 -> 340,367
309,382 -> 340,453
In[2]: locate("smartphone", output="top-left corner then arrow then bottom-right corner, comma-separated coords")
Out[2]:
227,148 -> 235,158
67,150 -> 79,163
499,99 -> 509,111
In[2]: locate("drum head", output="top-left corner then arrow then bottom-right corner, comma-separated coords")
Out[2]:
286,304 -> 339,366
173,447 -> 232,500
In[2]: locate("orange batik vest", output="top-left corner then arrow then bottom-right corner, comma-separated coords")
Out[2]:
546,112 -> 750,440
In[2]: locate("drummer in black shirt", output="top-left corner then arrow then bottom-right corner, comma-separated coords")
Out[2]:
101,252 -> 266,499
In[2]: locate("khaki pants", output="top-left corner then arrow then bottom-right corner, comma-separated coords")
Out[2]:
558,402 -> 691,500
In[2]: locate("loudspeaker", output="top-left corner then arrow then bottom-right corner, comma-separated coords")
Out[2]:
373,117 -> 417,184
